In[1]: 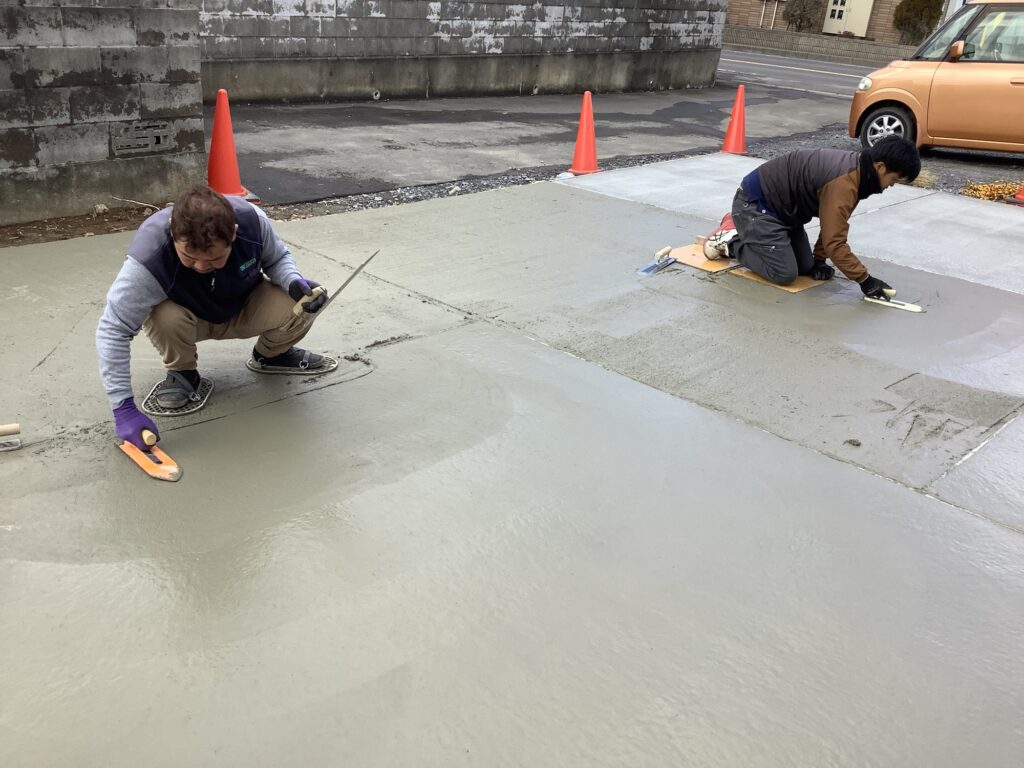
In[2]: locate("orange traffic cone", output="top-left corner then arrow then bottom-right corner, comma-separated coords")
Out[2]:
568,90 -> 600,175
207,89 -> 256,199
721,85 -> 746,155
1007,183 -> 1024,206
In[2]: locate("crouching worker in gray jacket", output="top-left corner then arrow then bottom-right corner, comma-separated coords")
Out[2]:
97,185 -> 336,450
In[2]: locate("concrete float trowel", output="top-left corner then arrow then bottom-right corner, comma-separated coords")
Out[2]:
863,286 -> 923,313
119,428 -> 182,482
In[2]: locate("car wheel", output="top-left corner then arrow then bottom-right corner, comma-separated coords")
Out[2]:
860,105 -> 915,148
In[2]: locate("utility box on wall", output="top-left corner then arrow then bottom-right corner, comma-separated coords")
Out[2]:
822,0 -> 875,37
0,1 -> 206,226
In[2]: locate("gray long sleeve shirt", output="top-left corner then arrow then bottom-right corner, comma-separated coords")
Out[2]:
96,201 -> 301,407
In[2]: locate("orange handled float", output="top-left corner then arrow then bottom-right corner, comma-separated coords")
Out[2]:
118,428 -> 182,482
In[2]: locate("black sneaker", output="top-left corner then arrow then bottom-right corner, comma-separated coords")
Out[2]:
249,346 -> 335,374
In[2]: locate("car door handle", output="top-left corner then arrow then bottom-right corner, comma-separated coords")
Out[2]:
1012,78 -> 1024,85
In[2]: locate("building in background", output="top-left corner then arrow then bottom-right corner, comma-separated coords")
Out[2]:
726,0 -> 963,44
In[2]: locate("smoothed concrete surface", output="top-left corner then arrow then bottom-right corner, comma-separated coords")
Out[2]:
930,415 -> 1024,530
279,182 -> 1024,501
560,153 -> 1024,296
3,163 -> 1024,765
3,324 -> 1024,767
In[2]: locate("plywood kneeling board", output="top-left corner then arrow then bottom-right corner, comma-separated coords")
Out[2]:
731,268 -> 823,293
670,244 -> 738,273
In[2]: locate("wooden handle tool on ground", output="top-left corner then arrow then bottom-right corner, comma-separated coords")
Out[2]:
0,423 -> 22,452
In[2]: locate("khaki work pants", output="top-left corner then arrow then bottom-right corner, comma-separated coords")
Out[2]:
143,280 -> 315,371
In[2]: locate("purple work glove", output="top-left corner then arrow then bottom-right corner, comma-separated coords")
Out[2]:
287,277 -> 326,313
113,399 -> 159,450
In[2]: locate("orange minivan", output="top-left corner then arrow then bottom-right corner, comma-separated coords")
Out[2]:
850,0 -> 1024,151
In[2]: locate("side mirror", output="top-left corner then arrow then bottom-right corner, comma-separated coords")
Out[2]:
949,40 -> 965,60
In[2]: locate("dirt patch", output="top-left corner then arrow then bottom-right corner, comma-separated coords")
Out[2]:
0,206 -> 158,249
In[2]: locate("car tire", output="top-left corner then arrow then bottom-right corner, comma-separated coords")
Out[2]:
860,105 -> 916,148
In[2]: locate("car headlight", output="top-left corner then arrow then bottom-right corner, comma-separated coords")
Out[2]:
857,77 -> 873,92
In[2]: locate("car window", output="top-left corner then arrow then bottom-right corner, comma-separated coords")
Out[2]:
915,5 -> 982,59
961,9 -> 1024,61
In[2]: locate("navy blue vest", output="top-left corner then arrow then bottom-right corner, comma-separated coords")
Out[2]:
129,197 -> 264,324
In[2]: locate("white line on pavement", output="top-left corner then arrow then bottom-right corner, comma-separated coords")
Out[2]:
719,58 -> 866,79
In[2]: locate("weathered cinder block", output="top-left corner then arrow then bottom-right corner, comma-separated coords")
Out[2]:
272,0 -> 306,13
272,36 -> 308,56
1,7 -> 64,47
0,91 -> 33,130
335,36 -> 365,56
307,36 -> 337,57
35,122 -> 111,166
168,0 -> 203,10
257,16 -> 291,36
200,16 -> 225,36
140,81 -> 202,118
134,9 -> 199,46
0,49 -> 24,90
204,35 -> 245,58
382,18 -> 435,36
222,15 -> 260,37
307,0 -> 336,16
238,36 -> 277,57
100,47 -> 169,85
289,15 -> 319,37
92,0 -> 168,8
30,87 -> 72,126
0,128 -> 36,170
23,47 -> 103,88
203,0 -> 230,12
385,0 -> 433,18
319,17 -> 356,37
167,45 -> 201,81
170,116 -> 205,152
61,9 -> 137,47
70,84 -> 141,123
227,0 -> 273,14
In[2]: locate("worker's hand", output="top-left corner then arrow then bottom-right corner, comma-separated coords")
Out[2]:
809,261 -> 835,281
113,399 -> 159,450
860,275 -> 894,299
288,277 -> 326,313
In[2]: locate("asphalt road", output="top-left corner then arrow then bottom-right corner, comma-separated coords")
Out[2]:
223,50 -> 853,204
219,48 -> 1023,206
716,49 -> 872,99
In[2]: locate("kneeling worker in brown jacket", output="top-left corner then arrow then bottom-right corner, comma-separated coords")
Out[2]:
703,136 -> 921,299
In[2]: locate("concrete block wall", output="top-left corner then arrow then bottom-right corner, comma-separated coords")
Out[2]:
200,0 -> 728,100
723,24 -> 917,66
1,1 -> 207,225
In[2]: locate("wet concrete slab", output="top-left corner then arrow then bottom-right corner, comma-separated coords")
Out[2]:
559,153 -> 1024,295
0,234 -> 467,442
3,323 -> 1024,766
930,416 -> 1024,531
3,162 -> 1024,764
281,183 -> 1024,498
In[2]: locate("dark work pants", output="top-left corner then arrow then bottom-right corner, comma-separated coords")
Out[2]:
730,187 -> 814,286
